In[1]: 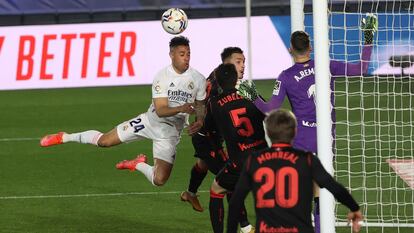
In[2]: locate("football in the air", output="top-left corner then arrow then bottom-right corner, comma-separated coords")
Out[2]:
161,8 -> 188,35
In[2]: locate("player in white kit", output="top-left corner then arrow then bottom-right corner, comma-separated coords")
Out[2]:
40,36 -> 206,186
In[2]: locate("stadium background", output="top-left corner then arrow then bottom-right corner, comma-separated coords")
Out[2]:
0,0 -> 412,232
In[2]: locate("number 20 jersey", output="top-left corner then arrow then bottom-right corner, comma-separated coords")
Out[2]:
239,144 -> 332,233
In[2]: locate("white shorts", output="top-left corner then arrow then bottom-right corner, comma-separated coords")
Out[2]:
116,113 -> 180,164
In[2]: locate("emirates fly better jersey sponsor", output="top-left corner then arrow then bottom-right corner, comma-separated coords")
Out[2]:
148,65 -> 206,133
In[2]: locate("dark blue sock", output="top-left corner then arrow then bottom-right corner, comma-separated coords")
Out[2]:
314,197 -> 320,233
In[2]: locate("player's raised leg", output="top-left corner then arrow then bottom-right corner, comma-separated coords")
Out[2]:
40,112 -> 152,148
40,128 -> 122,147
117,156 -> 173,186
151,158 -> 173,186
116,136 -> 177,186
40,131 -> 66,147
116,154 -> 148,171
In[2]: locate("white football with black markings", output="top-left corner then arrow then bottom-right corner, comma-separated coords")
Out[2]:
161,8 -> 188,35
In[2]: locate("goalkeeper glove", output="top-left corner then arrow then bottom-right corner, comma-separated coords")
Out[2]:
361,13 -> 378,45
236,80 -> 259,101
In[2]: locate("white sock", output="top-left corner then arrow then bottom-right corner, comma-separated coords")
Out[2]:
62,130 -> 103,146
136,163 -> 155,186
240,224 -> 252,233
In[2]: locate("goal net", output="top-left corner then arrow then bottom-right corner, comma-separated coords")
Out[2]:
303,0 -> 413,231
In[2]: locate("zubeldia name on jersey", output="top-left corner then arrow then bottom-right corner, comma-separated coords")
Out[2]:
168,89 -> 193,102
217,92 -> 243,106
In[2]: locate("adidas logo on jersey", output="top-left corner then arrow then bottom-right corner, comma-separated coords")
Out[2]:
170,83 -> 175,87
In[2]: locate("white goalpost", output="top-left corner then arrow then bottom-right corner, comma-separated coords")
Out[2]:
290,1 -> 337,232
291,0 -> 414,232
311,0 -> 337,232
290,0 -> 305,32
245,0 -> 253,82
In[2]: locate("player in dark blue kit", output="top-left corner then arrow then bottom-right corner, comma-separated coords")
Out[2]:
180,48 -> 255,233
227,109 -> 364,233
206,63 -> 267,233
180,47 -> 246,210
237,14 -> 377,232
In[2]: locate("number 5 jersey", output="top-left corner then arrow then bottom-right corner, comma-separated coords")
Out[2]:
205,88 -> 266,170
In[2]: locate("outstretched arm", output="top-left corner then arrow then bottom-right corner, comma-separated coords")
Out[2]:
330,45 -> 373,76
331,14 -> 377,77
253,75 -> 286,114
254,92 -> 284,114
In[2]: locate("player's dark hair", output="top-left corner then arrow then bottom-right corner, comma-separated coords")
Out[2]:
220,47 -> 244,62
169,36 -> 190,50
291,31 -> 310,54
265,109 -> 297,144
216,63 -> 238,90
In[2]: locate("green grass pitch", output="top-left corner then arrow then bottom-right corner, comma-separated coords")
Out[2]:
0,79 -> 412,232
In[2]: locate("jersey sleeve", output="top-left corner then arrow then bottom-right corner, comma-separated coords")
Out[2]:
310,154 -> 360,212
227,156 -> 253,233
152,71 -> 168,99
194,70 -> 207,101
330,45 -> 373,77
254,72 -> 287,113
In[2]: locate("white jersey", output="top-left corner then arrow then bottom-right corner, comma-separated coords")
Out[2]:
147,65 -> 206,134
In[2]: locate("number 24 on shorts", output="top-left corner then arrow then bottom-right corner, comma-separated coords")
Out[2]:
129,118 -> 145,133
